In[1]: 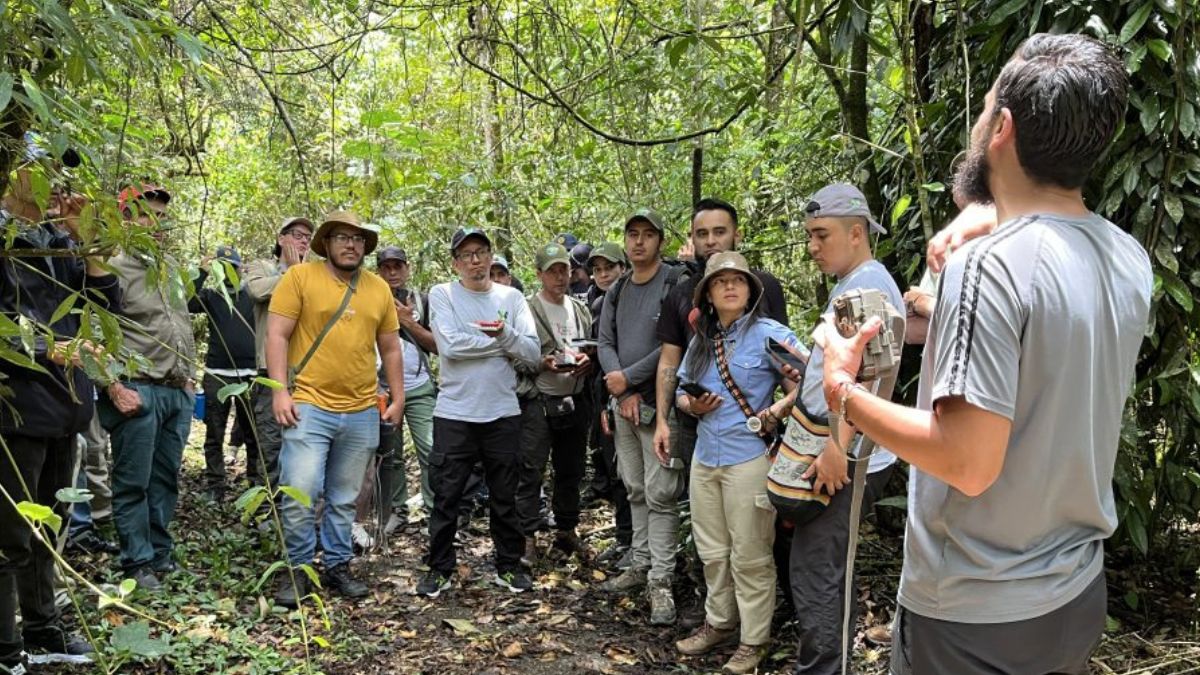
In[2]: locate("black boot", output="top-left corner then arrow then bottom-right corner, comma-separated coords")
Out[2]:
321,563 -> 368,599
273,573 -> 310,609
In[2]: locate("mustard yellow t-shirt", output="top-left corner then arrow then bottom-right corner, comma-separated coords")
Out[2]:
268,261 -> 399,412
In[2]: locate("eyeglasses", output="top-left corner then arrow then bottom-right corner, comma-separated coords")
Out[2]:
454,248 -> 492,262
329,233 -> 367,246
287,231 -> 313,242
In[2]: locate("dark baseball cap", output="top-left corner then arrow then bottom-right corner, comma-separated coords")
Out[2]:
569,242 -> 593,269
805,183 -> 885,234
491,255 -> 511,272
624,208 -> 665,233
377,246 -> 408,265
214,245 -> 242,267
554,232 -> 580,250
450,227 -> 491,253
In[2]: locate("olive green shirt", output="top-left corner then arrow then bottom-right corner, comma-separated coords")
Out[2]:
109,252 -> 196,382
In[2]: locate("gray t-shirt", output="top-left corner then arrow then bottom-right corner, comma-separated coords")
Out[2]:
598,264 -> 668,402
899,213 -> 1152,623
801,259 -> 903,474
429,281 -> 541,422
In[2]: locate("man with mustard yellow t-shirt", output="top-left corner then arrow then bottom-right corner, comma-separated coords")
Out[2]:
265,211 -> 405,608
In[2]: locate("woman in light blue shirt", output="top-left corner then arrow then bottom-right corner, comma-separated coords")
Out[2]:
673,251 -> 801,673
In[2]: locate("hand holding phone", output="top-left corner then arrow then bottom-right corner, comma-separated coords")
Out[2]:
766,337 -> 807,374
680,382 -> 711,398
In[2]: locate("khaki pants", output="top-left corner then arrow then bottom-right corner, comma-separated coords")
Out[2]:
614,416 -> 683,581
691,455 -> 776,646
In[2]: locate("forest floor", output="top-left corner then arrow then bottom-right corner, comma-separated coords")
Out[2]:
41,434 -> 1200,674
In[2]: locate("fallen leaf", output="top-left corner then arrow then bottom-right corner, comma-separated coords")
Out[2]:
546,614 -> 570,626
592,570 -> 607,582
398,630 -> 417,639
501,641 -> 523,658
443,618 -> 478,635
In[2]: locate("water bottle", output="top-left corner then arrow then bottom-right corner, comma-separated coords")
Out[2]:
193,391 -> 206,420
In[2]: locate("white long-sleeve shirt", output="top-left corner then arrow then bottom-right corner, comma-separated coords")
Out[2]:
429,280 -> 540,422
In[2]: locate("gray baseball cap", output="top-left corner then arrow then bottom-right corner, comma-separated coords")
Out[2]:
805,183 -> 885,234
491,255 -> 511,272
624,208 -> 665,234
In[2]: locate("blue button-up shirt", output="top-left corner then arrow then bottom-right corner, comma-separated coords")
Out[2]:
678,316 -> 803,468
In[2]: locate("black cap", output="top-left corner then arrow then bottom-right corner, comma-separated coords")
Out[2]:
450,227 -> 491,253
377,246 -> 408,265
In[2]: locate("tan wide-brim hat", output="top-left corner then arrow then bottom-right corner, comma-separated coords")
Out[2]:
310,210 -> 380,258
693,250 -> 764,308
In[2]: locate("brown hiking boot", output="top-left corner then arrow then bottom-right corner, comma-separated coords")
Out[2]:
722,643 -> 767,674
676,621 -> 738,655
599,565 -> 648,593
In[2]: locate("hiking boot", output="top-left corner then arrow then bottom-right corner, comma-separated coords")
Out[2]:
151,557 -> 178,574
274,573 -> 310,609
322,562 -> 369,599
351,522 -> 375,552
722,643 -> 768,674
493,569 -> 533,593
865,623 -> 893,645
416,570 -> 452,598
648,578 -> 676,626
616,546 -> 635,570
384,510 -> 407,537
594,543 -> 628,567
23,625 -> 94,665
676,621 -> 738,656
128,566 -> 161,593
521,538 -> 538,567
66,530 -> 119,556
599,565 -> 648,593
0,656 -> 27,675
551,530 -> 579,557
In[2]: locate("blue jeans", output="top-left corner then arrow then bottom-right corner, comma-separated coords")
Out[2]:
279,403 -> 379,568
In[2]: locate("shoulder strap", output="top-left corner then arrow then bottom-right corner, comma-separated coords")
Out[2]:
530,295 -> 557,348
712,335 -> 773,447
294,269 -> 359,377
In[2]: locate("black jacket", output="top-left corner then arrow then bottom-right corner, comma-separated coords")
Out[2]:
188,269 -> 256,370
0,217 -> 123,438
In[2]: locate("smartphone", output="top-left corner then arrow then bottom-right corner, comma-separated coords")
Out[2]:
552,352 -> 578,369
681,382 -> 712,398
638,403 -> 656,426
766,338 -> 806,371
569,338 -> 599,349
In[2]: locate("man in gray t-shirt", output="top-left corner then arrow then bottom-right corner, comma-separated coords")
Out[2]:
814,35 -> 1151,674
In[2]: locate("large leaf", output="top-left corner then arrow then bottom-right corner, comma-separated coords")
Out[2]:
110,621 -> 171,658
1119,3 -> 1155,43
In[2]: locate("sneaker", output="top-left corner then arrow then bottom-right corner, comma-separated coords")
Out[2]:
599,565 -> 648,593
128,566 -> 161,593
351,522 -> 375,552
66,530 -> 119,556
493,569 -> 533,593
321,562 -> 369,599
521,538 -> 538,567
648,578 -> 676,626
676,622 -> 738,656
415,570 -> 452,598
23,625 -> 94,665
722,643 -> 767,674
384,510 -> 406,537
274,572 -> 310,609
0,659 -> 27,675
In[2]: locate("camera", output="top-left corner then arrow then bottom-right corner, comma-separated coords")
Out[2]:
831,288 -> 903,382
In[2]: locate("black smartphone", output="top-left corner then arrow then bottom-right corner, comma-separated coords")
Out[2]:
766,337 -> 806,371
681,382 -> 712,398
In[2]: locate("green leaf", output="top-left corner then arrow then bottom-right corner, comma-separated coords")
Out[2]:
890,194 -> 912,229
875,495 -> 907,509
110,621 -> 171,658
1179,102 -> 1197,139
1124,590 -> 1140,610
217,381 -> 249,402
278,485 -> 312,509
1140,95 -> 1160,134
55,487 -> 93,504
118,578 -> 137,597
1161,270 -> 1192,312
1163,192 -> 1184,224
1119,3 -> 1155,43
235,485 -> 268,521
0,73 -> 12,113
299,563 -> 321,589
1146,38 -> 1172,61
920,182 -> 945,193
253,376 -> 284,390
443,618 -> 479,634
253,560 -> 288,592
20,72 -> 52,122
49,293 -> 78,325
16,501 -> 55,523
313,636 -> 331,648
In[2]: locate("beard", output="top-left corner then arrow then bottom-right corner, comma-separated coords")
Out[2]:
331,256 -> 363,272
953,137 -> 995,206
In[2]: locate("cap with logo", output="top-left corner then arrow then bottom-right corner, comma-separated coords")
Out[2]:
554,232 -> 580,250
804,183 -> 886,234
450,226 -> 492,254
535,242 -> 571,272
624,208 -> 665,234
310,210 -> 380,257
214,245 -> 242,268
587,242 -> 627,268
